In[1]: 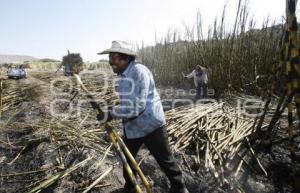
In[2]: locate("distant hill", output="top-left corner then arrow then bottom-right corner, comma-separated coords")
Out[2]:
0,54 -> 38,64
39,58 -> 60,62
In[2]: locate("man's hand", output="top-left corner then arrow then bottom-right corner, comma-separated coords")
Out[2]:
97,111 -> 113,123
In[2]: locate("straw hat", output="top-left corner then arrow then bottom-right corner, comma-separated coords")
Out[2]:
98,40 -> 137,57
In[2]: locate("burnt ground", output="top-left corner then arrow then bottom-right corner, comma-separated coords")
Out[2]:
0,69 -> 299,193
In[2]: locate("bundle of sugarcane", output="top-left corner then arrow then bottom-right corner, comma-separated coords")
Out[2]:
165,102 -> 266,168
62,51 -> 84,74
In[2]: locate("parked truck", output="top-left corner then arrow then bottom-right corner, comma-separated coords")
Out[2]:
7,65 -> 27,79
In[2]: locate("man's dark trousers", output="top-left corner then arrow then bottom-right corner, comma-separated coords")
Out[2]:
123,126 -> 185,190
196,82 -> 208,99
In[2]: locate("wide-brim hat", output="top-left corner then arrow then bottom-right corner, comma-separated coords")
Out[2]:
98,40 -> 137,57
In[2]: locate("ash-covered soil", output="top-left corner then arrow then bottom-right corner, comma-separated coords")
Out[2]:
0,70 -> 299,193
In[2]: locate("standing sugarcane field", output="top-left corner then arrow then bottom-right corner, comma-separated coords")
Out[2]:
1,0 -> 300,193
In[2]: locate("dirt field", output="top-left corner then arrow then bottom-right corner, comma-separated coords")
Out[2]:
0,69 -> 297,193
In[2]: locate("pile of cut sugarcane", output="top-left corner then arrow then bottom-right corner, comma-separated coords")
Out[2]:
165,102 -> 266,170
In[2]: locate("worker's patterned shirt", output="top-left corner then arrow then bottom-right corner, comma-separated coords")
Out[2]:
111,61 -> 166,139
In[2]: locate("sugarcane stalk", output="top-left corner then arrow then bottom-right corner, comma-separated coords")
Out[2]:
246,137 -> 267,176
108,131 -> 142,193
28,157 -> 92,193
82,166 -> 113,193
0,167 -> 53,177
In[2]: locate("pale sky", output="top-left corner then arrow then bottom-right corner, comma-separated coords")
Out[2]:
0,0 -> 295,62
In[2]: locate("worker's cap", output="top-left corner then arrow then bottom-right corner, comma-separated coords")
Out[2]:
98,40 -> 137,57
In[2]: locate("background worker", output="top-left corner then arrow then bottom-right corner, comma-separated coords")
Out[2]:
184,64 -> 208,100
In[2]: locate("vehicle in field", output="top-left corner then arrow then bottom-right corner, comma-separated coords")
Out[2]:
7,66 -> 27,79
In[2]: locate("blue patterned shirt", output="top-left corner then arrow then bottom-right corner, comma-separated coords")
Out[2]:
110,62 -> 166,139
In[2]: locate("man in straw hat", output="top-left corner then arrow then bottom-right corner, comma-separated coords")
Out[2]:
98,41 -> 189,193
